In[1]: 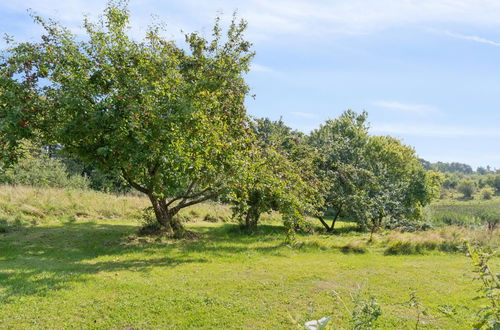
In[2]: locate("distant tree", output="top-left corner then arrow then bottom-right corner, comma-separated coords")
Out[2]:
308,110 -> 371,232
487,174 -> 500,193
442,173 -> 460,189
0,2 -> 255,237
419,158 -> 432,170
477,167 -> 488,175
363,136 -> 442,232
309,111 -> 441,233
457,179 -> 476,199
0,141 -> 89,189
432,161 -> 473,174
230,118 -> 321,231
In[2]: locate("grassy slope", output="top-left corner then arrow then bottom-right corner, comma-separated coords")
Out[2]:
0,186 -> 498,329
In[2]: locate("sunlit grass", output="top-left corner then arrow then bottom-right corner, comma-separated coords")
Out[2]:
0,185 -> 498,328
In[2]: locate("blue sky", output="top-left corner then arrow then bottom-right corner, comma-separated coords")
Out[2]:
1,0 -> 500,168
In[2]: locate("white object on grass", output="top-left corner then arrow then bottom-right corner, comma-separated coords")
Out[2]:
304,316 -> 331,330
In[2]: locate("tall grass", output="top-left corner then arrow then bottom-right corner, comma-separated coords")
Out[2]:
384,226 -> 499,255
0,185 -> 148,229
0,185 -> 286,232
427,198 -> 500,228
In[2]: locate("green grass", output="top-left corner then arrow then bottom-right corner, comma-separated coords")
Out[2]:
428,196 -> 500,227
0,186 -> 498,328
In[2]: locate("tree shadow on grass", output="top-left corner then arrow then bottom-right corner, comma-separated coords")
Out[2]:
0,221 -> 208,302
0,222 -> 294,302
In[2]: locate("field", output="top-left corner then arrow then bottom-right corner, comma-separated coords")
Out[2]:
0,186 -> 498,329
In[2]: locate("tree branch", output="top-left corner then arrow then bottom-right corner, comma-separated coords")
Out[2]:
172,192 -> 218,214
121,168 -> 150,194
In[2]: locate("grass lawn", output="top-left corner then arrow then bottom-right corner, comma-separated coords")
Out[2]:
0,218 -> 495,329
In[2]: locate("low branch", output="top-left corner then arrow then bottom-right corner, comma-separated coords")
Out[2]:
172,192 -> 218,214
121,168 -> 150,194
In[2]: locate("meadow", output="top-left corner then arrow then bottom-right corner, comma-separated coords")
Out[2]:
0,185 -> 498,329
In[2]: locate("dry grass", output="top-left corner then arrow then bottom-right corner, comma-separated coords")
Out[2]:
0,185 -> 280,232
383,226 -> 499,255
0,185 -> 148,227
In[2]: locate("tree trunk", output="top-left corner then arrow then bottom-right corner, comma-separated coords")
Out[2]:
148,195 -> 184,237
369,217 -> 380,242
318,216 -> 330,231
329,205 -> 342,232
244,206 -> 260,231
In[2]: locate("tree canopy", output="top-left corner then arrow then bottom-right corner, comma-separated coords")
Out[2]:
0,2 -> 255,237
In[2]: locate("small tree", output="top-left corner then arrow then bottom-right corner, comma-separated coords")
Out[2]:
1,2 -> 255,237
309,111 -> 441,233
308,110 -> 371,232
457,179 -> 476,199
230,118 -> 321,231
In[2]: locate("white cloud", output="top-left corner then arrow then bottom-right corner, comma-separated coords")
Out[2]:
439,30 -> 500,47
290,111 -> 318,119
175,0 -> 500,40
372,123 -> 500,138
371,101 -> 439,115
5,0 -> 500,42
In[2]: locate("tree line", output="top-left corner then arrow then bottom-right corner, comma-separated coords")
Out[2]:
0,2 -> 442,238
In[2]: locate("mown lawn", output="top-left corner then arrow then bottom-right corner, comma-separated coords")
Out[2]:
0,219 -> 494,329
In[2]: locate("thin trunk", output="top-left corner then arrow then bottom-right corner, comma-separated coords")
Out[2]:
369,217 -> 380,242
318,216 -> 330,231
329,205 -> 342,232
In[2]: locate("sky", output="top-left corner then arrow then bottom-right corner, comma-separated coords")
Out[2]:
1,0 -> 499,169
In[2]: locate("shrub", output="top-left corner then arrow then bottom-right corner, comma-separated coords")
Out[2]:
1,154 -> 89,190
480,186 -> 495,200
457,179 -> 476,198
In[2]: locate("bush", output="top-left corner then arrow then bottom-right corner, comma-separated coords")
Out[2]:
457,179 -> 476,198
480,186 -> 495,200
1,154 -> 89,190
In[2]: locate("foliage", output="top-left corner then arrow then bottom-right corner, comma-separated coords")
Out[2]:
486,175 -> 500,193
350,295 -> 382,329
480,186 -> 495,200
406,291 -> 429,329
466,243 -> 500,329
0,142 -> 89,190
332,289 -> 382,330
0,1 -> 255,236
458,179 -> 477,198
363,136 -> 442,232
230,118 -> 321,233
308,110 -> 372,232
309,111 -> 441,234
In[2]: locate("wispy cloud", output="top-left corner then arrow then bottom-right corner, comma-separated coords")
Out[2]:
290,111 -> 318,119
439,30 -> 500,47
250,63 -> 274,73
6,0 -> 500,42
371,101 -> 439,115
372,123 -> 500,138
